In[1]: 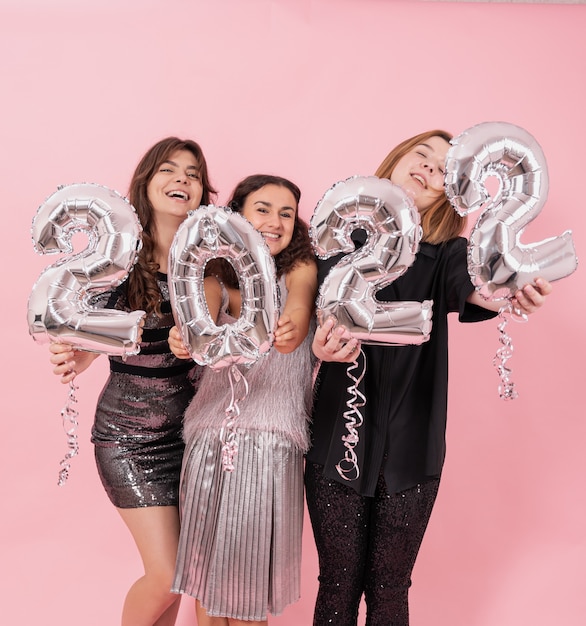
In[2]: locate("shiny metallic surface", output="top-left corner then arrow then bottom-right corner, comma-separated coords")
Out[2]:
310,176 -> 432,345
173,429 -> 304,620
91,275 -> 200,508
28,183 -> 145,355
169,205 -> 279,369
445,122 -> 578,299
172,279 -> 313,618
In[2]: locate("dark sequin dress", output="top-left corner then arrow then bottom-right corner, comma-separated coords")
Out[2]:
91,273 -> 200,508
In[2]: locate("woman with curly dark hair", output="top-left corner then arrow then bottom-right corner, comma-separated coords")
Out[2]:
204,174 -> 315,297
169,174 -> 318,625
49,136 -> 216,626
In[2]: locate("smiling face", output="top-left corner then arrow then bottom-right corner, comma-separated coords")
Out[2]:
390,135 -> 449,211
240,184 -> 297,256
147,149 -> 204,226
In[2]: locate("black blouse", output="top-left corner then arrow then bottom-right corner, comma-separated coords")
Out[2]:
306,237 -> 497,496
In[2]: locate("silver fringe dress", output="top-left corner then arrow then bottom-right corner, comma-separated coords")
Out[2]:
172,281 -> 315,620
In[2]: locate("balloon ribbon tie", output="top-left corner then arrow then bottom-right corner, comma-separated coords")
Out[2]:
57,381 -> 80,486
336,349 -> 367,481
493,302 -> 526,401
219,364 -> 249,472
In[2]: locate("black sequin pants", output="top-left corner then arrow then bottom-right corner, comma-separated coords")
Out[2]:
305,462 -> 440,626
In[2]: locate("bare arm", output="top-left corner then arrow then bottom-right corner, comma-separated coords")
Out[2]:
274,260 -> 318,354
466,277 -> 553,315
311,278 -> 553,365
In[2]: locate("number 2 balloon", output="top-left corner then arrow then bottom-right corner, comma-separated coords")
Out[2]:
310,175 -> 432,345
28,183 -> 145,356
445,121 -> 578,300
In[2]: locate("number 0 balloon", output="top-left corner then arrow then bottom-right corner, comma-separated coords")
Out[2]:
445,121 -> 578,300
169,204 -> 279,371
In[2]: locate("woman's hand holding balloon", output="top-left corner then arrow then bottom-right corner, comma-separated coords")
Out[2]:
467,277 -> 553,316
312,316 -> 361,363
273,313 -> 306,354
511,278 -> 553,316
49,343 -> 99,384
168,326 -> 191,360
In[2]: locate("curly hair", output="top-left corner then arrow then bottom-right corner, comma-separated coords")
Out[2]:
375,130 -> 466,245
125,137 -> 217,314
206,174 -> 316,288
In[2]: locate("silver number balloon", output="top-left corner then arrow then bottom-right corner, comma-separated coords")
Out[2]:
169,205 -> 279,370
28,183 -> 145,355
311,176 -> 432,345
445,121 -> 578,300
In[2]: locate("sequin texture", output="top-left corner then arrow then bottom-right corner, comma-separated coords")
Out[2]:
91,275 -> 200,508
305,462 -> 439,626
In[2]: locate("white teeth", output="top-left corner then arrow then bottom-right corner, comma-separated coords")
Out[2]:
412,174 -> 425,187
167,190 -> 188,200
262,232 -> 280,240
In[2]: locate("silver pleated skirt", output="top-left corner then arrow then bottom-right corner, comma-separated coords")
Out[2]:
172,428 -> 304,621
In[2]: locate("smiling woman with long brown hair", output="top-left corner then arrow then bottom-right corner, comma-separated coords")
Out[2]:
48,137 -> 216,626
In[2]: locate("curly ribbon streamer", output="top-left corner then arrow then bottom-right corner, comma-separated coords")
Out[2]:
57,381 -> 80,486
493,303 -> 527,401
336,349 -> 367,481
219,365 -> 250,472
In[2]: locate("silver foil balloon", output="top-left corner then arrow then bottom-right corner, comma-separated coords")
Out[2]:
310,176 -> 433,345
445,121 -> 578,300
28,183 -> 145,355
169,205 -> 279,370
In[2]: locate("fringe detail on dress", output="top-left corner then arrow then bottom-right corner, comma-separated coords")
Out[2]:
182,324 -> 315,452
172,429 -> 304,620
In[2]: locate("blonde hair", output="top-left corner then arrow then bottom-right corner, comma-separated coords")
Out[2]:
375,130 -> 465,244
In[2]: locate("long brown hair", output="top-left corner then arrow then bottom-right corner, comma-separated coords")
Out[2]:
375,130 -> 465,244
207,174 -> 315,288
126,137 -> 217,314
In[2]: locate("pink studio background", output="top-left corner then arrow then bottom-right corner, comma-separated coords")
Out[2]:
1,1 -> 584,624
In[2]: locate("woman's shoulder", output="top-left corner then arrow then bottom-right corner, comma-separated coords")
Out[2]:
284,258 -> 318,283
419,236 -> 468,259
